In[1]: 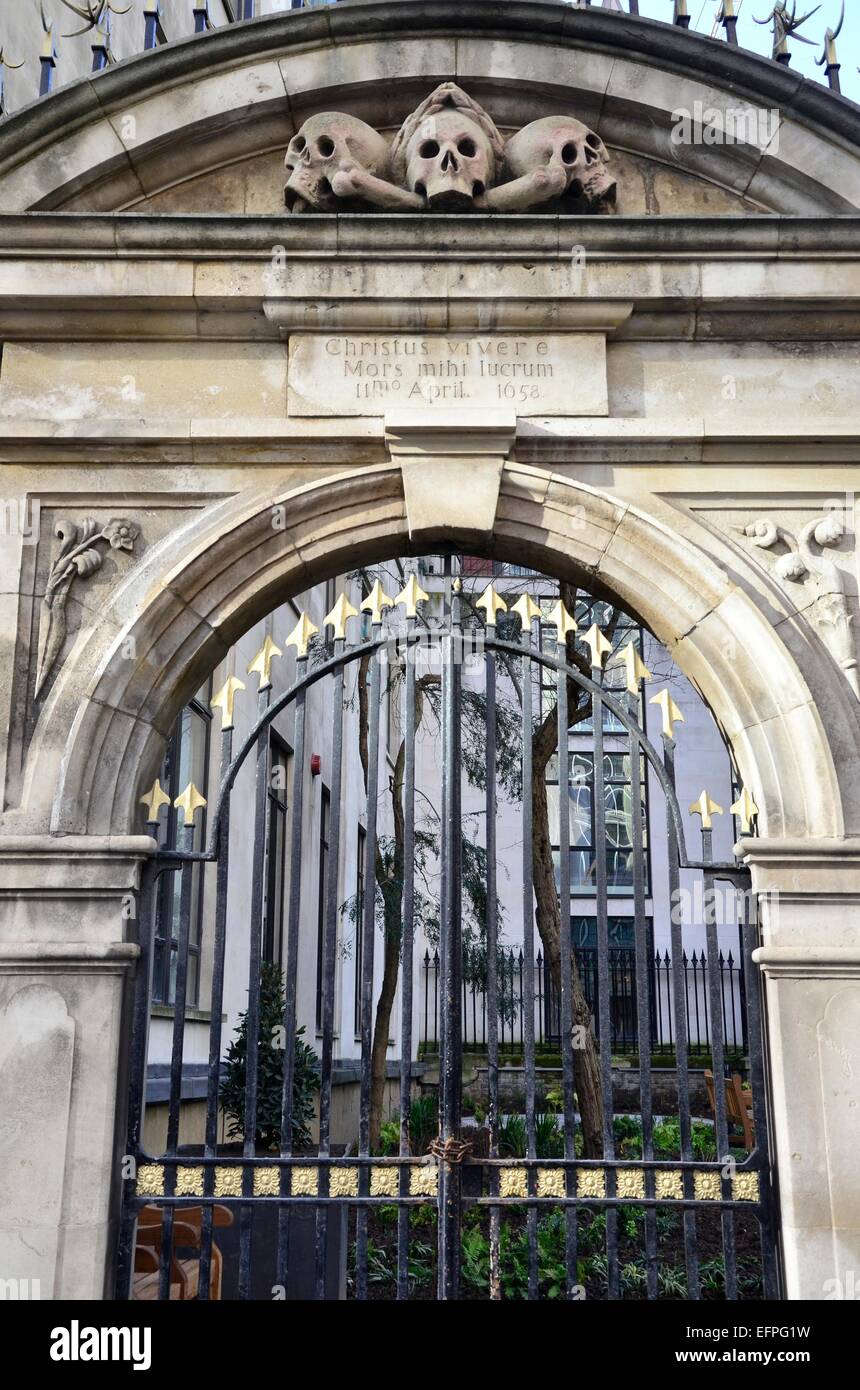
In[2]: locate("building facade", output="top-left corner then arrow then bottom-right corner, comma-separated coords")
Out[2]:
0,1 -> 859,1301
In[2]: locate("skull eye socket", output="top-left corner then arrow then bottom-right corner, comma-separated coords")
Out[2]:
419,140 -> 440,158
561,142 -> 578,165
457,137 -> 477,158
316,136 -> 335,159
586,132 -> 602,150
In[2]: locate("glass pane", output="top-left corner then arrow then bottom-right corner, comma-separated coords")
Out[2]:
605,782 -> 633,850
570,849 -> 595,889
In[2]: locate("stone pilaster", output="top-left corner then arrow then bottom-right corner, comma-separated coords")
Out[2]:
0,837 -> 150,1299
742,838 -> 860,1299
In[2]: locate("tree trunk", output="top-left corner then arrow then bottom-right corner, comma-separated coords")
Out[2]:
531,761 -> 604,1157
527,580 -> 614,1159
358,657 -> 429,1152
368,922 -> 402,1148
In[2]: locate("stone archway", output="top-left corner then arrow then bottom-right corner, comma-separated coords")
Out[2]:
25,460 -> 842,845
1,0 -> 859,1305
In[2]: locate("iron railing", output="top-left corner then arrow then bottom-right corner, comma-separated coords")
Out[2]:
420,944 -> 748,1056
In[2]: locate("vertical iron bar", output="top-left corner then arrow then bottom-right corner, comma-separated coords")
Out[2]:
628,689 -> 657,1299
115,857 -> 157,1300
521,617 -> 538,1300
740,889 -> 780,1299
438,582 -> 463,1300
397,620 -> 418,1300
662,736 -> 699,1298
198,725 -> 234,1301
238,684 -> 272,1300
356,631 -> 383,1299
591,665 -> 618,1298
276,669 -> 308,1292
485,621 -> 501,1300
702,829 -> 738,1299
315,647 -> 346,1298
160,821 -> 196,1300
556,640 -> 579,1297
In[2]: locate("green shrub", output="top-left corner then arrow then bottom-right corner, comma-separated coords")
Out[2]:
219,961 -> 319,1150
499,1113 -> 527,1158
409,1094 -> 438,1155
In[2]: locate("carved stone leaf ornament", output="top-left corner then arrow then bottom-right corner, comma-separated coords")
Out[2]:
283,83 -> 617,215
35,516 -> 139,700
742,511 -> 859,699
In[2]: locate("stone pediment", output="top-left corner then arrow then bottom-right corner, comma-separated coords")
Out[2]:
0,2 -> 860,218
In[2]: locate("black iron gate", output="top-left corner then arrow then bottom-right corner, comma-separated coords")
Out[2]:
116,569 -> 780,1301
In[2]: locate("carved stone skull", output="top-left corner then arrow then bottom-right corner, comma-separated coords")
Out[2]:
504,116 -> 616,210
284,112 -> 391,212
405,109 -> 495,210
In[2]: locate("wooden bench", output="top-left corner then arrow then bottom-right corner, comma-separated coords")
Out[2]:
132,1204 -> 234,1301
704,1069 -> 755,1149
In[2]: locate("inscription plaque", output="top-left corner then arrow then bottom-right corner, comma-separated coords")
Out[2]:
287,333 -> 608,417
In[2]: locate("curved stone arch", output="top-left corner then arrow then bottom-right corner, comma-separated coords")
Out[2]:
1,2 -> 860,214
30,461 -> 843,842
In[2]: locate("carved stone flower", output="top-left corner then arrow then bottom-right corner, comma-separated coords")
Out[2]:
105,518 -> 139,551
774,551 -> 808,582
813,513 -> 844,547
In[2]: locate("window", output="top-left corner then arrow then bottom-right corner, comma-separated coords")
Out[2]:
354,825 -> 366,1037
547,748 -> 649,894
315,787 -> 331,1029
570,916 -> 652,1050
152,685 -> 212,1006
263,733 -> 291,967
538,597 -> 644,729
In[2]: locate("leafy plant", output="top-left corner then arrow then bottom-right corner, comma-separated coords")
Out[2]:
653,1118 -> 681,1157
655,1207 -> 681,1238
377,1120 -> 401,1156
583,1253 -> 608,1292
578,1210 -> 606,1252
691,1120 -> 718,1161
219,962 -> 319,1150
700,1258 -> 726,1293
620,1260 -> 647,1294
409,1095 -> 438,1155
461,1228 -> 490,1292
543,1088 -> 564,1114
658,1265 -> 687,1298
618,1204 -> 645,1241
535,1112 -> 564,1159
499,1114 -> 527,1158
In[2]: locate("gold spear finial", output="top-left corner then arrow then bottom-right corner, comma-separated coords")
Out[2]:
730,786 -> 760,833
511,593 -> 542,629
649,688 -> 685,741
285,611 -> 319,659
394,574 -> 429,619
545,599 -> 578,644
324,592 -> 359,640
140,778 -> 171,823
174,782 -> 207,826
360,578 -> 395,626
613,640 -> 652,695
689,790 -> 724,830
815,1 -> 844,80
247,634 -> 283,691
580,623 -> 612,669
475,584 -> 507,625
210,675 -> 245,730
